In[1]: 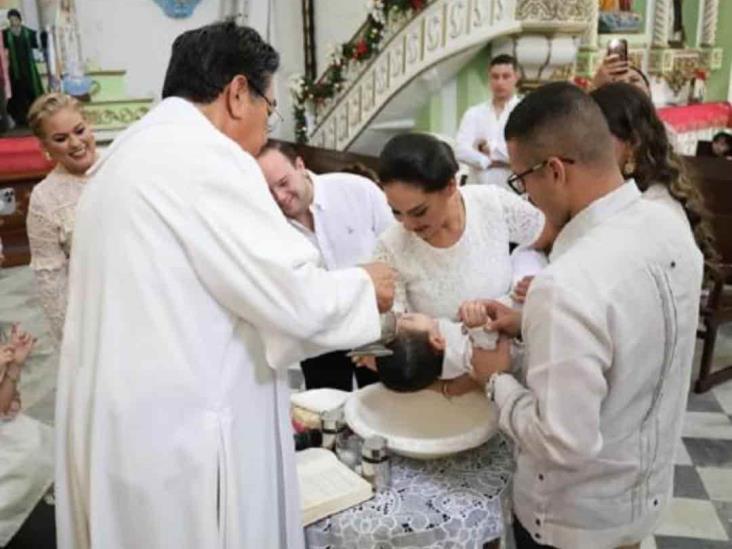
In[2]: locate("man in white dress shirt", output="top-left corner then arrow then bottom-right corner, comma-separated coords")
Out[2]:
258,141 -> 394,390
455,54 -> 520,189
463,83 -> 703,549
54,23 -> 395,549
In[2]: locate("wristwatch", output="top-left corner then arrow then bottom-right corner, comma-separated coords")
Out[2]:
485,372 -> 501,402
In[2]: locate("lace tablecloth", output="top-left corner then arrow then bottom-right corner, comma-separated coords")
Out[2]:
305,436 -> 514,549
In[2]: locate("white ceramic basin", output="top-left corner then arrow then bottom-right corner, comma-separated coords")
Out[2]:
345,383 -> 498,460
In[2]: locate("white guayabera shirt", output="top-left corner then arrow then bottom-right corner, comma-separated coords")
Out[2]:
494,182 -> 703,548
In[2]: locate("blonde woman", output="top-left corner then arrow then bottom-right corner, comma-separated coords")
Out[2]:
26,92 -> 97,343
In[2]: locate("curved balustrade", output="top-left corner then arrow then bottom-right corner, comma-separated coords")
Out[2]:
305,0 -> 595,151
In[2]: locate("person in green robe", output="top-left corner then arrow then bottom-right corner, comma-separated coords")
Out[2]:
2,9 -> 44,127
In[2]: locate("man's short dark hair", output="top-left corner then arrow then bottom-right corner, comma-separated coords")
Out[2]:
162,21 -> 279,103
7,9 -> 21,20
504,82 -> 615,166
259,140 -> 300,164
490,54 -> 517,71
377,332 -> 443,393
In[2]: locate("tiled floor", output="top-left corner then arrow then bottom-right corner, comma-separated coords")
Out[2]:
2,266 -> 732,547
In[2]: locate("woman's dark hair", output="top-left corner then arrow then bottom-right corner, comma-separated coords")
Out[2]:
378,133 -> 458,192
162,21 -> 279,103
7,9 -> 21,20
629,65 -> 651,91
377,332 -> 443,392
590,82 -> 719,265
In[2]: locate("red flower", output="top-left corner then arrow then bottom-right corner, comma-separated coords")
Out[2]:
410,0 -> 425,10
694,68 -> 708,81
354,39 -> 369,60
573,76 -> 591,90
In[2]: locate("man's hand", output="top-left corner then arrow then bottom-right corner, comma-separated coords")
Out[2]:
459,299 -> 522,338
459,300 -> 490,329
352,355 -> 377,372
592,54 -> 629,89
361,262 -> 396,313
475,139 -> 491,157
512,275 -> 535,303
470,336 -> 511,385
428,374 -> 481,398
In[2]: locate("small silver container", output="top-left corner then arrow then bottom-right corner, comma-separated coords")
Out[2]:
361,436 -> 390,490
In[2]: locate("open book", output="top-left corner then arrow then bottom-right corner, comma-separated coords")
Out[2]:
297,448 -> 373,526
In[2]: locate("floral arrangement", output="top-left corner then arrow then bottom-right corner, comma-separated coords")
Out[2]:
291,0 -> 428,143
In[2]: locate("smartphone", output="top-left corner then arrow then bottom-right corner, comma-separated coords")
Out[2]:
0,188 -> 16,216
607,38 -> 628,62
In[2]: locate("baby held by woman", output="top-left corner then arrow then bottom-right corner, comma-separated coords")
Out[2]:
376,248 -> 544,394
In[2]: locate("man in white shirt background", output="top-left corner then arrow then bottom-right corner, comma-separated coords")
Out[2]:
455,54 -> 520,189
258,140 -> 394,391
461,83 -> 703,549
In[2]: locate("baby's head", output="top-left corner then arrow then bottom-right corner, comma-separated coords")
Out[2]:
377,313 -> 445,392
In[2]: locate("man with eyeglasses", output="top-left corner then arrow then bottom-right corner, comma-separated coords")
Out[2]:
461,83 -> 702,549
53,22 -> 396,549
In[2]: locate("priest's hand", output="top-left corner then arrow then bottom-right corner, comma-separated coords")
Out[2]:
470,336 -> 511,386
361,262 -> 396,313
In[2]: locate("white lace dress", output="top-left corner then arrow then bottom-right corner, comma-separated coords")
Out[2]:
26,165 -> 88,344
374,185 -> 545,376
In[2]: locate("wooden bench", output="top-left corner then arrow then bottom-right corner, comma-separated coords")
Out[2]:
684,155 -> 732,392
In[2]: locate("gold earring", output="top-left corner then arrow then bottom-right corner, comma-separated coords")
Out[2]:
623,158 -> 636,177
43,150 -> 52,161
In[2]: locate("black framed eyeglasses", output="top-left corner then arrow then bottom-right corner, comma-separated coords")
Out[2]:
506,157 -> 576,195
248,79 -> 284,131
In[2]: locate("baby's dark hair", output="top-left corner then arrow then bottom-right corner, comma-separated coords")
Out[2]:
377,332 -> 443,392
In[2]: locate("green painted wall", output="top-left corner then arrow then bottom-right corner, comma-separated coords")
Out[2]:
415,45 -> 491,133
683,0 -> 700,47
707,0 -> 732,102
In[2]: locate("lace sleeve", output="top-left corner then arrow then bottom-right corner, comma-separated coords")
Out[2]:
373,239 -> 408,313
33,267 -> 68,344
26,193 -> 70,343
26,194 -> 68,271
497,188 -> 546,246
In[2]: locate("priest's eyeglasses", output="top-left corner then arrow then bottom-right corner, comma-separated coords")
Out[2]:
506,157 -> 576,195
249,80 -> 284,131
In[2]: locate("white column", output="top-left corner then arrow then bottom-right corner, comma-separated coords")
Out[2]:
651,0 -> 672,47
580,0 -> 599,50
440,76 -> 457,137
700,0 -> 719,47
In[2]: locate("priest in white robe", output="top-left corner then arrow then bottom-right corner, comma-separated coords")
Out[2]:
54,23 -> 394,549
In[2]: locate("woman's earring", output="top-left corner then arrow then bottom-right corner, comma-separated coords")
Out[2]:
623,158 -> 636,177
43,150 -> 52,162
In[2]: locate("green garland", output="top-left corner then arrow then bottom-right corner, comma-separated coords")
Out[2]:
292,0 -> 427,144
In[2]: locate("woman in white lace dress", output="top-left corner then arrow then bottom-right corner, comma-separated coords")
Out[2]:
26,93 -> 97,344
373,133 -> 555,396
